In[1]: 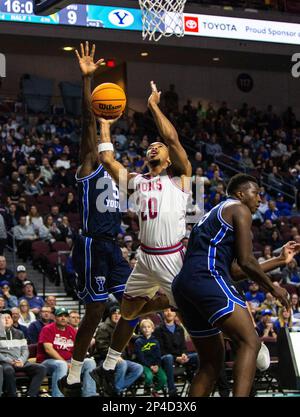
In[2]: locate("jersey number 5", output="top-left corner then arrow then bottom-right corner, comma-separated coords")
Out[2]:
141,197 -> 158,221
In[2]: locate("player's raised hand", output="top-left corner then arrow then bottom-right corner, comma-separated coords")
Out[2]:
97,114 -> 122,128
279,241 -> 300,264
75,41 -> 104,77
148,80 -> 161,107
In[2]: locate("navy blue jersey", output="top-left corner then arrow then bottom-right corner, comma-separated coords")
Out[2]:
185,198 -> 237,278
76,164 -> 121,238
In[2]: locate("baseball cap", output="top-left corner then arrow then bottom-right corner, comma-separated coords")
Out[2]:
124,235 -> 133,243
0,280 -> 10,287
55,307 -> 69,316
109,305 -> 121,316
22,280 -> 33,287
17,265 -> 26,273
261,309 -> 272,316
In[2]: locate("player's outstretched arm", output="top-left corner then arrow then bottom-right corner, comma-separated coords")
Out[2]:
98,117 -> 134,187
233,204 -> 290,308
231,241 -> 300,281
75,41 -> 103,173
148,81 -> 191,177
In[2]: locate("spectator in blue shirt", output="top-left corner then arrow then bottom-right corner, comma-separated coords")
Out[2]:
27,306 -> 53,344
276,193 -> 292,217
0,281 -> 18,309
245,282 -> 266,315
264,200 -> 280,222
0,256 -> 14,284
18,281 -> 44,315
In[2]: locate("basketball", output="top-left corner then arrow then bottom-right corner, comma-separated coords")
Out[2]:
91,82 -> 126,119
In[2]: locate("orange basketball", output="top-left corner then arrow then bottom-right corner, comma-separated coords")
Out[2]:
91,83 -> 126,119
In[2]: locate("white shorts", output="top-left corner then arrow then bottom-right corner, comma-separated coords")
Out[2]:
123,243 -> 185,308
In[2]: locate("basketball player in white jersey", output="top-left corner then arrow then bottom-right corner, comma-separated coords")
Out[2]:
99,81 -> 191,317
90,81 -> 192,395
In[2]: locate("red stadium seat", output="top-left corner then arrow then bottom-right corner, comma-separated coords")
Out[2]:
51,241 -> 70,252
46,252 -> 67,268
31,240 -> 51,258
36,195 -> 53,206
290,216 -> 300,226
31,240 -> 51,270
25,195 -> 37,206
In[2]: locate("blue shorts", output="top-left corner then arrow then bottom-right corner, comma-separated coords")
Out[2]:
172,261 -> 246,338
72,235 -> 131,304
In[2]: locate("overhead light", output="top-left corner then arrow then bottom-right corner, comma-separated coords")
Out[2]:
62,46 -> 75,51
100,61 -> 106,66
141,52 -> 149,57
213,57 -> 220,62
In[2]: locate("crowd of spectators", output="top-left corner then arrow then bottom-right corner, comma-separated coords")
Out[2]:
1,88 -> 300,395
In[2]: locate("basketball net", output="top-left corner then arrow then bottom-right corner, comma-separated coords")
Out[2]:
139,0 -> 187,42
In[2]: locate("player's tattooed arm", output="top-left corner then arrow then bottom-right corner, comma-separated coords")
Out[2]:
231,241 -> 300,281
148,81 -> 192,178
98,117 -> 136,188
75,41 -> 103,172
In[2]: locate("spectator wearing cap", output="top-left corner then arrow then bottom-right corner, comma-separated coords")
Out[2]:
27,306 -> 53,344
10,265 -> 28,298
0,256 -> 14,284
11,216 -> 38,262
19,281 -> 44,315
0,310 -> 47,397
256,310 -> 277,340
93,305 -> 143,396
10,307 -> 28,339
37,307 -> 97,397
0,281 -> 18,309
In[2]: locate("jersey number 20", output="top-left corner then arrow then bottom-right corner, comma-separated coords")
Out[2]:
141,197 -> 158,221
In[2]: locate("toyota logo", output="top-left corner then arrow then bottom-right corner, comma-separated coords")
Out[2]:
186,19 -> 197,29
